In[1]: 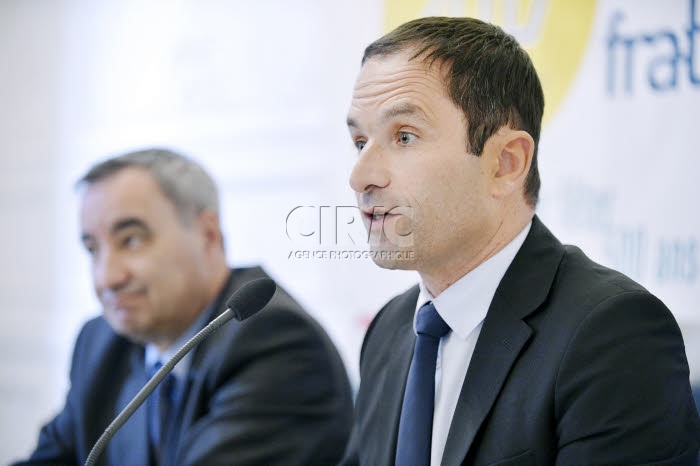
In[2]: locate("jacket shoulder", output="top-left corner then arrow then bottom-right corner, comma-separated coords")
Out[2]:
553,244 -> 658,314
360,285 -> 419,364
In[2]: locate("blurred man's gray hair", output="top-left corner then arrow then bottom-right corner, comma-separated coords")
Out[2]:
77,148 -> 219,225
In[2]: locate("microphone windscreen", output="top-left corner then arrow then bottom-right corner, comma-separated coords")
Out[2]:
225,278 -> 277,321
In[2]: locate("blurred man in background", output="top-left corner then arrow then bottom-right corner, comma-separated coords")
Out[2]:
13,148 -> 353,466
342,17 -> 700,465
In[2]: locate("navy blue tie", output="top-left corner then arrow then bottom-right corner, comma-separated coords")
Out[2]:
395,302 -> 451,466
147,362 -> 177,463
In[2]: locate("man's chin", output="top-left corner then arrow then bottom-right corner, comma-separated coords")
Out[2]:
368,247 -> 416,270
112,325 -> 150,344
104,312 -> 150,344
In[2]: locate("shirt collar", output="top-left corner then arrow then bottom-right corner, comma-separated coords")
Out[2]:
144,302 -> 214,380
415,221 -> 532,340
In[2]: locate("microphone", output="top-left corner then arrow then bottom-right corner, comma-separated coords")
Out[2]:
85,278 -> 277,466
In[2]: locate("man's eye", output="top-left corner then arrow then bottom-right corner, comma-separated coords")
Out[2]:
356,140 -> 366,151
124,235 -> 144,248
398,132 -> 416,145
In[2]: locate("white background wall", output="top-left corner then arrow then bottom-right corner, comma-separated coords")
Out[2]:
1,1 -> 698,463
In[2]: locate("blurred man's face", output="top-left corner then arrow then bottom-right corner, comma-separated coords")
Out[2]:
347,50 -> 498,278
80,167 -> 212,349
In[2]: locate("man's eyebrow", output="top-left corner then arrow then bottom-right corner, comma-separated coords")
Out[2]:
347,103 -> 427,130
381,103 -> 427,122
110,218 -> 149,235
80,218 -> 149,245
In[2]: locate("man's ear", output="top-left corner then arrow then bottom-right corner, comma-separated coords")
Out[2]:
490,129 -> 534,199
196,209 -> 224,251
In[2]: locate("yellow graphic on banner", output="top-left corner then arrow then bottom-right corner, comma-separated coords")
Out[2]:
384,0 -> 596,124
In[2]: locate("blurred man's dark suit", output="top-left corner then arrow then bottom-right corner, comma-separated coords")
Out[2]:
343,216 -> 700,466
15,266 -> 354,466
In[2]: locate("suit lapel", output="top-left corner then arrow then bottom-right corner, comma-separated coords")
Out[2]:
441,308 -> 532,466
442,216 -> 565,465
108,346 -> 150,466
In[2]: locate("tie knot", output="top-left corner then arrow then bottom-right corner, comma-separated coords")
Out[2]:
416,302 -> 450,339
149,361 -> 164,379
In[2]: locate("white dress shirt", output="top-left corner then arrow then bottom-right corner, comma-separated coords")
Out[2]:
413,222 -> 531,466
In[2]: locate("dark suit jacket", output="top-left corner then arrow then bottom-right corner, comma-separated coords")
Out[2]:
15,266 -> 354,466
343,217 -> 700,465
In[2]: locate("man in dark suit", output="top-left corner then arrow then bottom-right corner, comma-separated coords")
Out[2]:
342,17 -> 700,465
13,148 -> 354,466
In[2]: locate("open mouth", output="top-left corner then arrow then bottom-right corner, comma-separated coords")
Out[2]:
361,208 -> 401,230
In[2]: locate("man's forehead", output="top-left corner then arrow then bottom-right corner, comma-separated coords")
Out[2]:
347,101 -> 429,130
348,55 -> 451,125
80,191 -> 149,229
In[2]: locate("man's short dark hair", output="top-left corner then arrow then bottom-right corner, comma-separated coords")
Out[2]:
362,16 -> 544,206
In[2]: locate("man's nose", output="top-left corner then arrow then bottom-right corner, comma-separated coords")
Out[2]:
349,141 -> 390,194
93,249 -> 130,292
